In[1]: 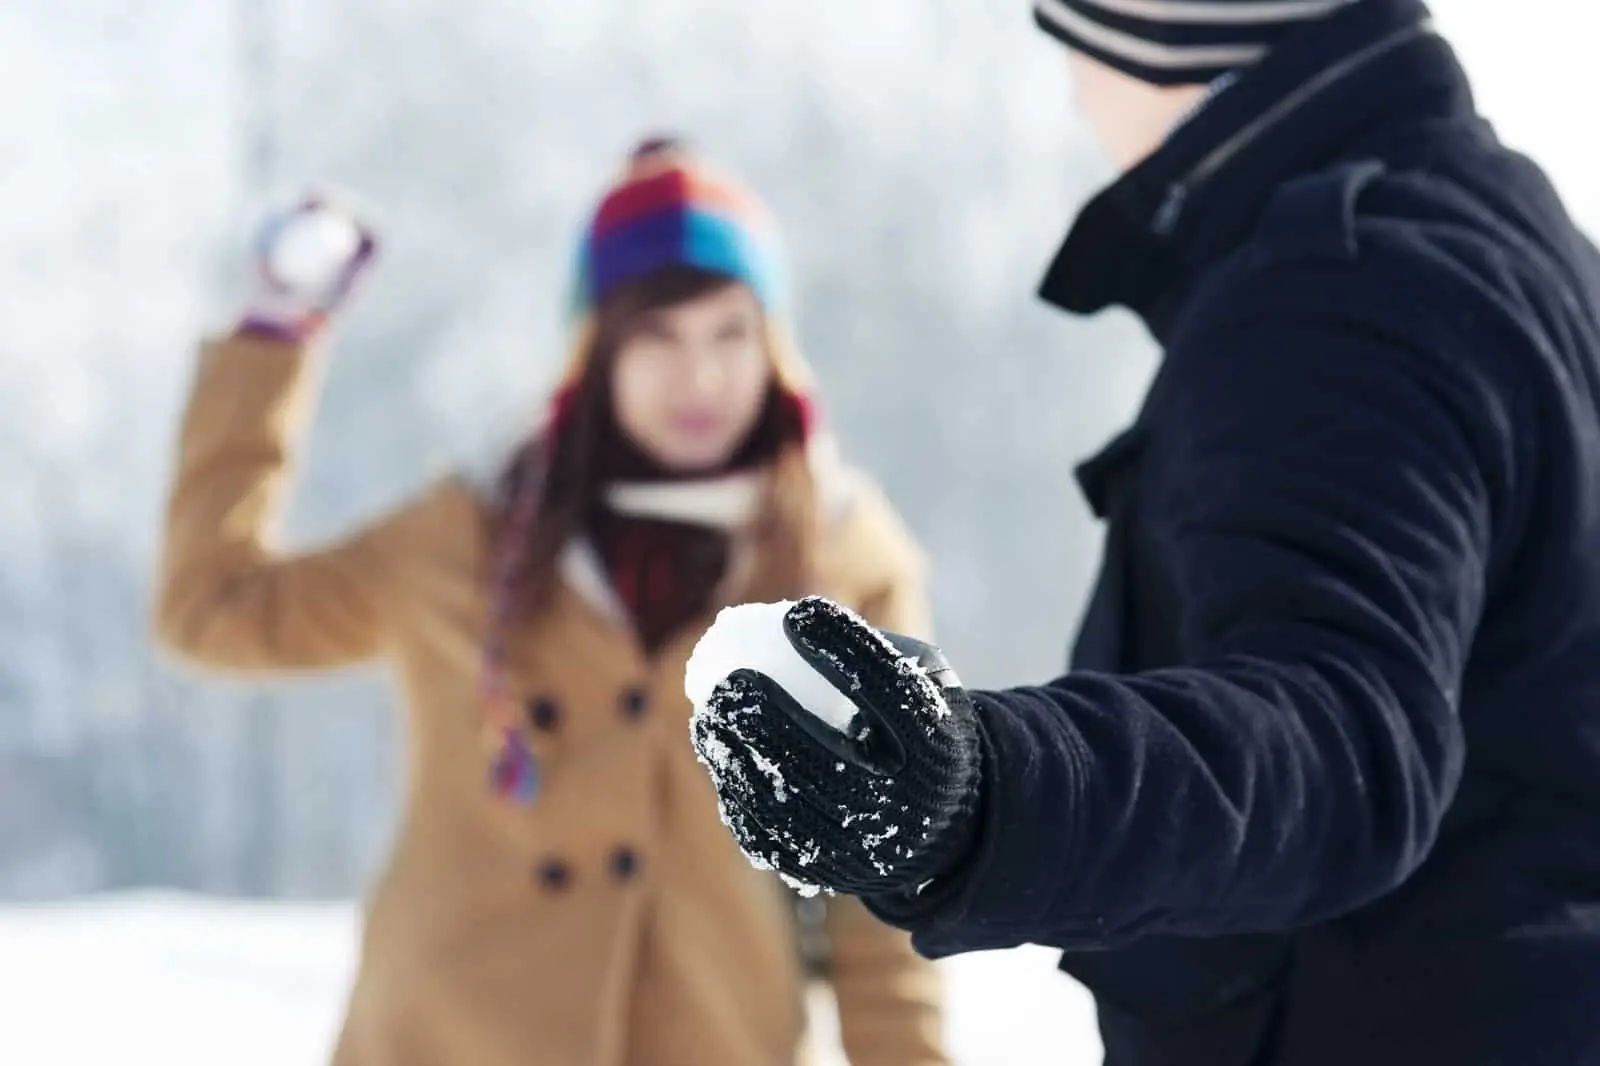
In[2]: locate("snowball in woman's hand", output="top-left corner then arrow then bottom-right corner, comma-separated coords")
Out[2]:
684,600 -> 859,733
267,207 -> 362,293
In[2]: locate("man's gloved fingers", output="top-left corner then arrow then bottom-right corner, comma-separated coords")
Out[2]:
694,708 -> 899,890
715,792 -> 790,872
719,788 -> 902,895
880,630 -> 963,691
780,597 -> 952,755
718,668 -> 901,786
717,787 -> 840,884
691,710 -> 760,800
693,687 -> 873,826
693,705 -> 828,822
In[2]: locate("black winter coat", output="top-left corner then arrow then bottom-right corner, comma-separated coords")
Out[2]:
871,1 -> 1600,1063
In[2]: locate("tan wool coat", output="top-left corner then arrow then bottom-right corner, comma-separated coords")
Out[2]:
153,333 -> 949,1066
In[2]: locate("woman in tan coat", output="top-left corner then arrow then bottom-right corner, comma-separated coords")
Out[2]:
153,138 -> 949,1066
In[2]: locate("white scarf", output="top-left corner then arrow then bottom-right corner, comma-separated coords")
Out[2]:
602,471 -> 765,531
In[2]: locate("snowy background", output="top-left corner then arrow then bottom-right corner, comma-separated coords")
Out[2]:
0,0 -> 1592,1062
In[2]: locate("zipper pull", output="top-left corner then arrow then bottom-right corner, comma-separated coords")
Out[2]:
1153,183 -> 1188,236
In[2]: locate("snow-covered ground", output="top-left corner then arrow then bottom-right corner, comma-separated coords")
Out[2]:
0,893 -> 1100,1065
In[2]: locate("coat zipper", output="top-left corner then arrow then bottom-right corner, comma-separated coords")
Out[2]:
1152,18 -> 1437,236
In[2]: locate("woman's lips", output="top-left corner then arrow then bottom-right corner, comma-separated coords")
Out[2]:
672,412 -> 723,438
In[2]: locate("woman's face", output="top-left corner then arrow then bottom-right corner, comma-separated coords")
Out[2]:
610,281 -> 772,473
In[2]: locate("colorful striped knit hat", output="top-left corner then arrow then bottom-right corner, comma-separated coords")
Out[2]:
482,136 -> 820,805
543,136 -> 817,433
1034,0 -> 1363,86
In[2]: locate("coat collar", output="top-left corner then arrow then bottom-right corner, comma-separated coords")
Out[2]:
1038,0 -> 1472,332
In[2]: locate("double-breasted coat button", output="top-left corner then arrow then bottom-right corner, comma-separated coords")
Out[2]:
526,695 -> 561,733
610,846 -> 640,881
619,687 -> 650,721
535,857 -> 572,891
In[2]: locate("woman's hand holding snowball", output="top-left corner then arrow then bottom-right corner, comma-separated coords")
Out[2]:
687,596 -> 984,898
238,192 -> 378,343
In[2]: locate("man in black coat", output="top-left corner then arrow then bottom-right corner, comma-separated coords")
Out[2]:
689,1 -> 1600,1063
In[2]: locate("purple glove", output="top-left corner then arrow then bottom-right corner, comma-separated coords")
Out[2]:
236,193 -> 378,343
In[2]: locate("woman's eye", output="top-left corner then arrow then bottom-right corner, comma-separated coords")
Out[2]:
716,320 -> 752,343
634,318 -> 673,342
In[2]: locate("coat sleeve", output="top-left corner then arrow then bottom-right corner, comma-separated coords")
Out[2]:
874,277 -> 1524,955
823,895 -> 949,1066
153,332 -> 437,674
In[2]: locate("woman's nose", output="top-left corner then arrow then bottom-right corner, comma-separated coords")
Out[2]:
681,348 -> 725,395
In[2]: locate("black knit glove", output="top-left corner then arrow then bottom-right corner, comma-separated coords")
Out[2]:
689,596 -> 983,896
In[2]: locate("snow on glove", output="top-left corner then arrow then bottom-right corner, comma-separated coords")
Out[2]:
688,596 -> 983,898
237,192 -> 377,342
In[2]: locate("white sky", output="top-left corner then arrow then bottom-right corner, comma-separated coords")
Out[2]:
1432,0 -> 1600,232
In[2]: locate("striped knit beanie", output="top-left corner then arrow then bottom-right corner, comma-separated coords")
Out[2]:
482,136 -> 820,806
1034,0 -> 1363,86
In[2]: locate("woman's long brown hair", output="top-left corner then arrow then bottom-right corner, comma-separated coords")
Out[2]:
496,265 -> 818,619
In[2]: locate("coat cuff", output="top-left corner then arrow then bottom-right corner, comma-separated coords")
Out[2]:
862,699 -> 1011,955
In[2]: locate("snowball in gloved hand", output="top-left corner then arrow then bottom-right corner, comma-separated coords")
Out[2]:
238,195 -> 377,341
262,205 -> 365,295
687,595 -> 984,899
684,600 -> 859,734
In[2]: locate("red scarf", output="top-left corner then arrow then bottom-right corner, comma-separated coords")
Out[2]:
590,507 -> 730,654
590,434 -> 763,653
